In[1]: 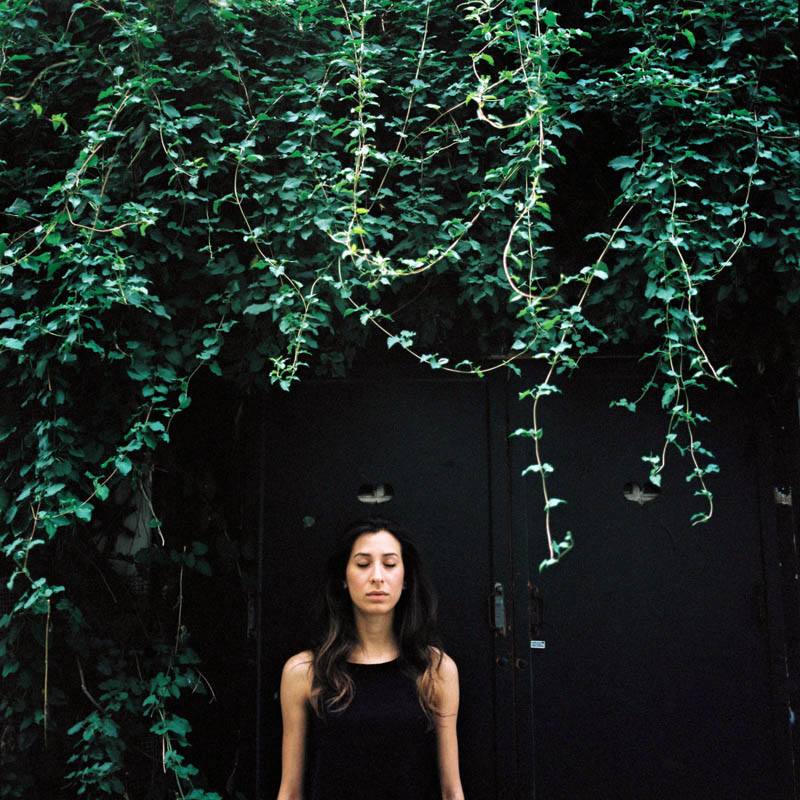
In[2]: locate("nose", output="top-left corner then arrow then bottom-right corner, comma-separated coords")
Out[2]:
369,563 -> 385,583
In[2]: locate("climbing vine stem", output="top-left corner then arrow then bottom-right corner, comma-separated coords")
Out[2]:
0,0 -> 796,795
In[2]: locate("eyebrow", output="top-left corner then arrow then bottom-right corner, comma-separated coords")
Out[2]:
352,552 -> 399,558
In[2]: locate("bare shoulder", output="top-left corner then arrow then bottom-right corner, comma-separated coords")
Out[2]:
430,648 -> 459,682
283,649 -> 314,673
281,650 -> 314,696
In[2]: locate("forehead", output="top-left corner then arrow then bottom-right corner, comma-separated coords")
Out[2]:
349,530 -> 403,557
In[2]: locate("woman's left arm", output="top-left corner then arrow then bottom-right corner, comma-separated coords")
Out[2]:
434,652 -> 465,800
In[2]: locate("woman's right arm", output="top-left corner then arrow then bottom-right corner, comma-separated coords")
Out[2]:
276,651 -> 313,800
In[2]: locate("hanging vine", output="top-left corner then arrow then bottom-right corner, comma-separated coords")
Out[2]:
0,0 -> 797,795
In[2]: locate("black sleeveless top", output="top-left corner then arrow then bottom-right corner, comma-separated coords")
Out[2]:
307,659 -> 439,800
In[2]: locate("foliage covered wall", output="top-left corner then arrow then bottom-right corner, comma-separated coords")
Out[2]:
1,0 -> 797,796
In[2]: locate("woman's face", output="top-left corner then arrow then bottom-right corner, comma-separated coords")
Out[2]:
344,530 -> 406,617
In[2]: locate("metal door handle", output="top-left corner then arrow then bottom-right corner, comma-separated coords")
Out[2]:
490,582 -> 506,636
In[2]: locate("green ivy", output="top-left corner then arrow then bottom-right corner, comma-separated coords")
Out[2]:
0,0 -> 797,794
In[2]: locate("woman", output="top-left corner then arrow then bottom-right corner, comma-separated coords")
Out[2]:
276,517 -> 464,800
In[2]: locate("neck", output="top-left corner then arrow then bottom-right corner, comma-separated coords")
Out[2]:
350,609 -> 399,663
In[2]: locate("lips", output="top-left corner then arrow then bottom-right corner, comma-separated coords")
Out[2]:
366,592 -> 388,598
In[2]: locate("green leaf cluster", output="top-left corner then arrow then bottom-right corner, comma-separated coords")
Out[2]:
0,0 -> 796,793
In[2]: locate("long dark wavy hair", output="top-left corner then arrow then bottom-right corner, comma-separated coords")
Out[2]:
309,517 -> 442,720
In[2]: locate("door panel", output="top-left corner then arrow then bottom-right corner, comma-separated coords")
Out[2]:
511,364 -> 781,799
255,364 -> 783,800
258,376 -> 509,799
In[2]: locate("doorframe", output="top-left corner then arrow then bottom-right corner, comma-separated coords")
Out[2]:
250,363 -> 800,799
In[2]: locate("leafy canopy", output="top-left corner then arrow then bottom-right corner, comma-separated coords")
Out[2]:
0,0 -> 797,795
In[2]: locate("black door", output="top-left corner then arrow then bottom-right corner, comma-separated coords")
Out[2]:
256,373 -> 521,800
255,364 -> 787,799
509,362 -> 786,800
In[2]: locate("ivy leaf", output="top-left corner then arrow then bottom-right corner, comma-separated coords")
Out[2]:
4,198 -> 30,215
608,155 -> 638,170
243,302 -> 272,315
